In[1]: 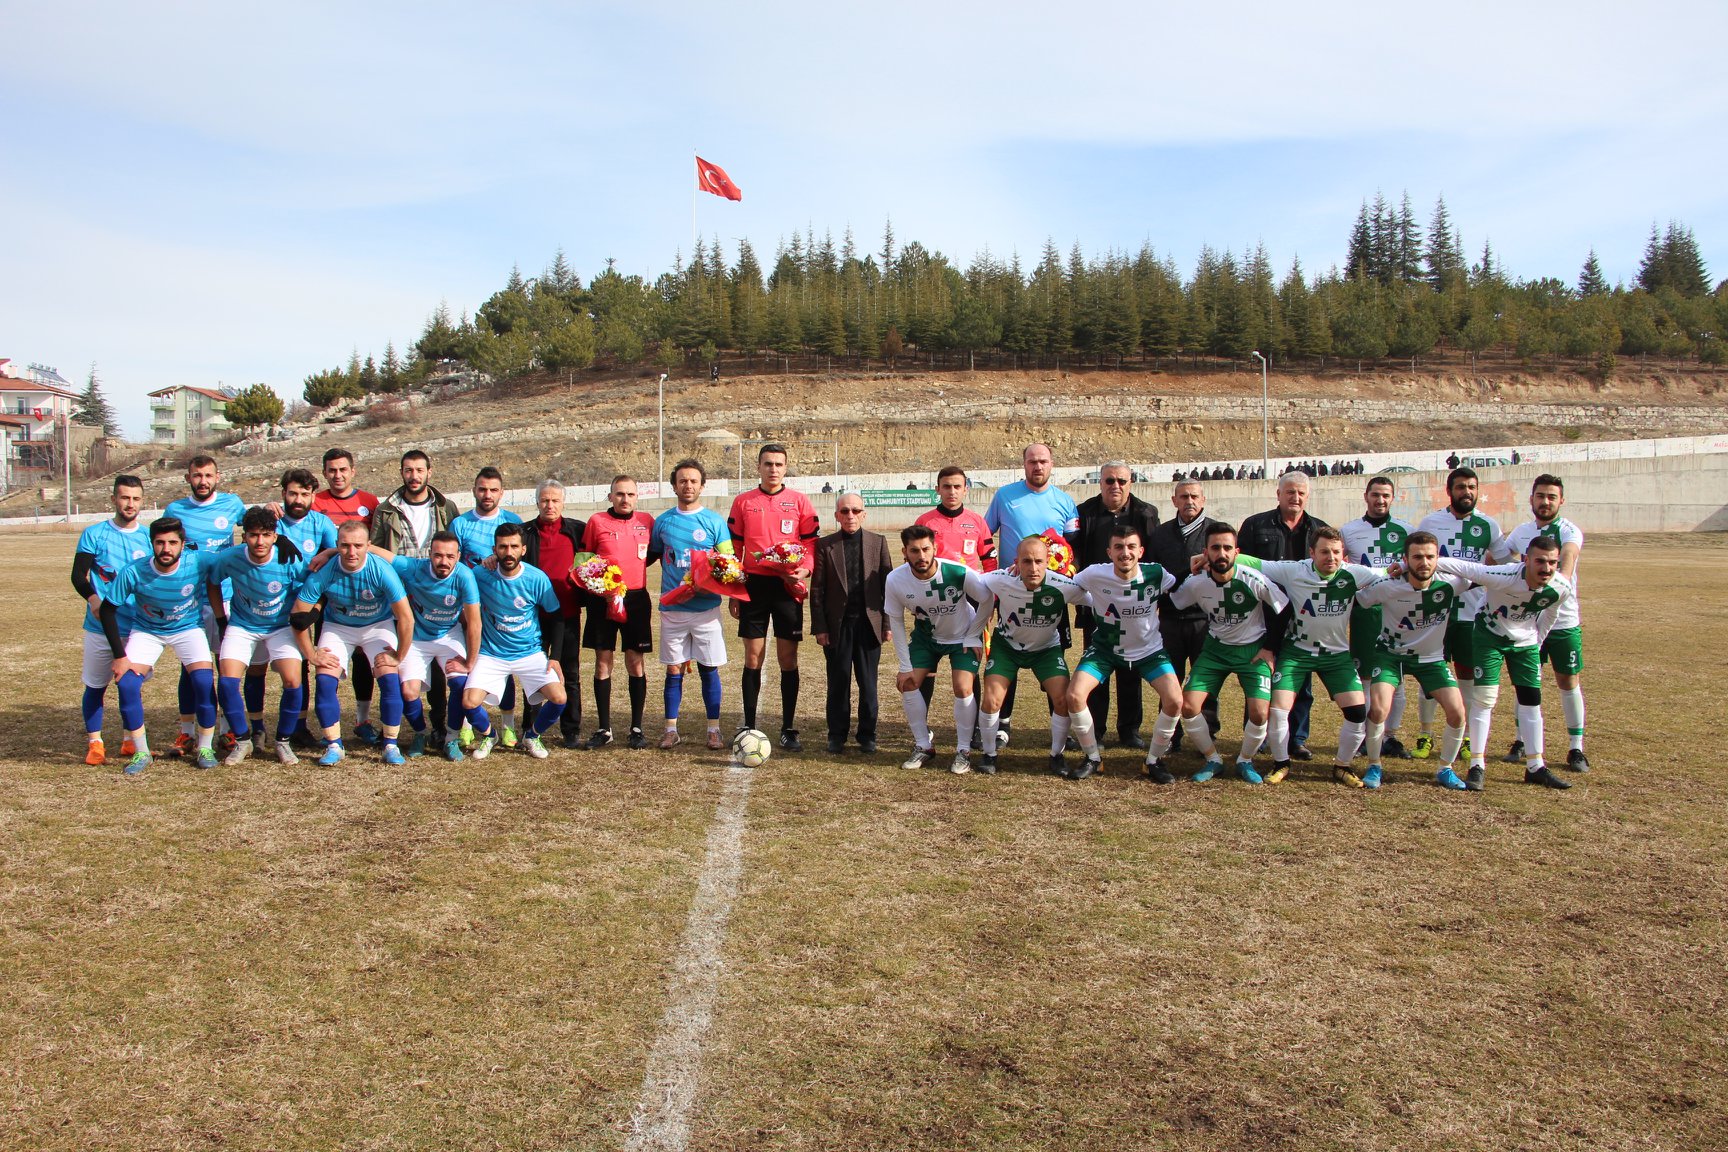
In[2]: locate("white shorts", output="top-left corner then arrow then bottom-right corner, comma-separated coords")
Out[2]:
317,620 -> 400,678
659,607 -> 728,667
82,629 -> 124,689
125,628 -> 213,672
219,623 -> 300,667
468,652 -> 562,706
399,632 -> 469,685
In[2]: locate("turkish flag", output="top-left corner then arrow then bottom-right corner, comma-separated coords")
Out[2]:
695,156 -> 743,201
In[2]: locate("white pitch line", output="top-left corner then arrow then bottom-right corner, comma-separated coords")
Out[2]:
624,757 -> 755,1152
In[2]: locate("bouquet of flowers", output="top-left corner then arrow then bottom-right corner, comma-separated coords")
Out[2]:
751,540 -> 810,602
573,552 -> 629,622
1039,528 -> 1077,576
660,549 -> 752,606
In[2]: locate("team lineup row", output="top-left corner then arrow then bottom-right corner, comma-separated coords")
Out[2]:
71,443 -> 1588,790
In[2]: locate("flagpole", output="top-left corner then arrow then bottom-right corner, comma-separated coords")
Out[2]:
691,149 -> 697,272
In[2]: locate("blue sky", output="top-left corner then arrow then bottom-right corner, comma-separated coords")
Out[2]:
4,0 -> 1725,438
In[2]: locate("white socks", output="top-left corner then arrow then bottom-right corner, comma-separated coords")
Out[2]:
1150,711 -> 1180,759
1267,707 -> 1291,761
1386,684 -> 1407,734
1049,714 -> 1071,756
1561,687 -> 1586,751
1181,713 -> 1217,758
901,689 -> 932,751
1070,707 -> 1098,755
1467,684 -> 1497,766
1336,718 -> 1366,767
952,694 -> 977,755
1516,703 -> 1545,766
1363,719 -> 1386,764
1439,723 -> 1464,767
1238,719 -> 1268,763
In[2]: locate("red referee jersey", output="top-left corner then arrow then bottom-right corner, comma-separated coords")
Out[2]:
728,485 -> 819,575
582,510 -> 657,589
915,506 -> 998,571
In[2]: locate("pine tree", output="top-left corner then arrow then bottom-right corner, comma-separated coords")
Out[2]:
1396,192 -> 1423,283
1577,250 -> 1609,297
1425,196 -> 1465,290
1639,221 -> 1711,297
380,342 -> 401,391
1345,202 -> 1373,282
73,363 -> 119,436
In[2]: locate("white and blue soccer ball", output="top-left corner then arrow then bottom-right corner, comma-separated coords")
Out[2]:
730,728 -> 772,768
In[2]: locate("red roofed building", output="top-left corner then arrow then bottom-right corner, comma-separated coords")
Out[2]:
148,384 -> 234,445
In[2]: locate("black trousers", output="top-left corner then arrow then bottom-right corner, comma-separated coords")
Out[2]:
1081,622 -> 1143,740
824,616 -> 881,744
523,613 -> 584,739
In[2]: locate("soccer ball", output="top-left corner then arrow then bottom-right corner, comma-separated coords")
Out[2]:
730,728 -> 772,768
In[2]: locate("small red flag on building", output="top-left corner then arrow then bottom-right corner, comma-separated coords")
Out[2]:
695,156 -> 743,201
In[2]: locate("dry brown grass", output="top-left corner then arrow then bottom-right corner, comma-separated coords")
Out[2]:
3,535 -> 1726,1150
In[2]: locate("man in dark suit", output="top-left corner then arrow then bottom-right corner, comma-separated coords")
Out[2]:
1145,477 -> 1220,749
1067,461 -> 1161,748
811,493 -> 893,755
1237,470 -> 1331,760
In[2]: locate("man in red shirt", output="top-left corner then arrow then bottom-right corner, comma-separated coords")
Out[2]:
727,443 -> 820,750
915,465 -> 997,573
311,447 -> 379,525
307,447 -> 383,743
523,478 -> 587,748
582,475 -> 658,749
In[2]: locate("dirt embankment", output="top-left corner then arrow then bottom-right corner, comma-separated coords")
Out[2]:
66,367 -> 1728,503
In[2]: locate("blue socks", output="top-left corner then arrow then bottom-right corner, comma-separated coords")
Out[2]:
699,663 -> 723,720
218,675 -> 251,738
404,697 -> 426,732
377,673 -> 403,728
277,683 -> 305,740
446,675 -> 468,733
465,703 -> 492,735
177,667 -> 194,716
315,673 -> 343,730
532,699 -> 564,737
664,672 -> 684,721
188,668 -> 217,730
82,686 -> 105,734
243,671 -> 266,716
118,670 -> 147,732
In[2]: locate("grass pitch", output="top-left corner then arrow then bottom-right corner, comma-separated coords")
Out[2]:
3,534 -> 1725,1150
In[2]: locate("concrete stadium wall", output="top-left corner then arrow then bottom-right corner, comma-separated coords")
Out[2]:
8,436 -> 1726,537
854,453 -> 1728,537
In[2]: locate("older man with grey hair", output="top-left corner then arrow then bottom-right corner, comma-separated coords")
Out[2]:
1237,470 -> 1330,760
811,491 -> 893,755
1068,460 -> 1160,747
522,477 -> 587,747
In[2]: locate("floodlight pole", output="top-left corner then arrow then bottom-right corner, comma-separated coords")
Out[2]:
1250,350 -> 1269,480
63,408 -> 72,520
658,373 -> 668,494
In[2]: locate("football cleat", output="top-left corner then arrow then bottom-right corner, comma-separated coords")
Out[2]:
85,739 -> 106,767
1332,765 -> 1364,788
1464,765 -> 1486,791
948,750 -> 971,775
169,733 -> 196,759
444,739 -> 465,762
123,752 -> 152,776
901,747 -> 935,770
276,741 -> 300,765
1566,749 -> 1591,773
1504,739 -> 1526,763
354,722 -> 382,747
499,726 -> 519,749
1191,758 -> 1223,783
193,746 -> 218,771
382,743 -> 406,766
1525,764 -> 1572,790
585,729 -> 614,750
406,730 -> 427,759
1263,761 -> 1290,785
1070,754 -> 1101,781
1435,767 -> 1467,790
222,738 -> 253,767
628,727 -> 649,750
317,742 -> 345,767
659,729 -> 681,749
705,729 -> 724,751
1048,752 -> 1069,777
1361,764 -> 1384,790
524,734 -> 549,759
976,753 -> 998,776
1146,759 -> 1176,785
779,729 -> 803,752
1236,760 -> 1264,785
471,733 -> 496,761
1411,734 -> 1433,759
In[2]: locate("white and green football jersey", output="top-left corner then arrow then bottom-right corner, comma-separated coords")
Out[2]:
1417,508 -> 1507,621
886,558 -> 977,673
1242,557 -> 1386,655
1505,517 -> 1583,630
1073,561 -> 1176,662
1340,515 -> 1414,568
1354,574 -> 1470,663
1168,565 -> 1289,647
1435,559 -> 1574,647
965,568 -> 1087,653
